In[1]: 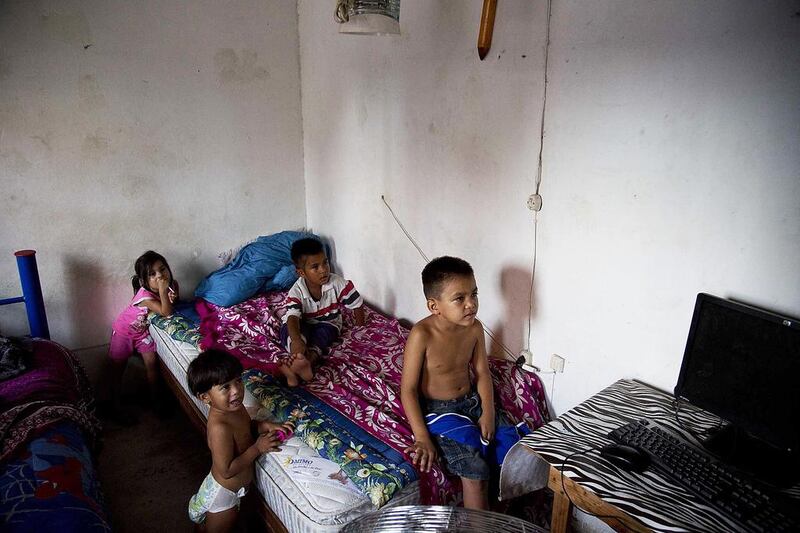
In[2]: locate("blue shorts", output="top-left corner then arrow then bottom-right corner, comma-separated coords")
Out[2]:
423,391 -> 509,481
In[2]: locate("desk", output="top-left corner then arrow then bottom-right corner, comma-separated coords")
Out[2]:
498,379 -> 799,533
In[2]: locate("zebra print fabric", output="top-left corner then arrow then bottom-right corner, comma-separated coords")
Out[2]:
506,379 -> 799,533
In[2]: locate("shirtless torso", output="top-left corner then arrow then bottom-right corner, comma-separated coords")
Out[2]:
411,315 -> 483,401
207,406 -> 257,492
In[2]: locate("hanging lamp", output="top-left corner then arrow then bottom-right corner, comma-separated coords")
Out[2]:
335,0 -> 400,35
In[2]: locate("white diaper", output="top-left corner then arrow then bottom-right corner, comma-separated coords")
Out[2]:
187,472 -> 248,524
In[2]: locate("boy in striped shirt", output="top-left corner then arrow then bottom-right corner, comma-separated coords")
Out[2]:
279,238 -> 365,386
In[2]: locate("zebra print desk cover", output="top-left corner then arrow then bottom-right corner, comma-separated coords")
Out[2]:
499,379 -> 800,533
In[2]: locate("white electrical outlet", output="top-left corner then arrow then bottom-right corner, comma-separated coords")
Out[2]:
527,194 -> 542,212
519,349 -> 533,365
550,354 -> 565,373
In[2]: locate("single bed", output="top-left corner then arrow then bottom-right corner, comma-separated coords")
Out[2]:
150,303 -> 421,532
150,294 -> 550,531
0,338 -> 110,532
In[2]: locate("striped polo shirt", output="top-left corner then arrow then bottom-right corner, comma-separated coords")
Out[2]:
282,273 -> 363,331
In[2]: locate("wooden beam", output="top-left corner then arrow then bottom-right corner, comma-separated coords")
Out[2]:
477,0 -> 497,60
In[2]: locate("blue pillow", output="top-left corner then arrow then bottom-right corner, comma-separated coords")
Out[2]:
195,231 -> 319,307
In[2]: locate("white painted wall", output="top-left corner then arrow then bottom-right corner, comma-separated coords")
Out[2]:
299,1 -> 800,415
0,1 -> 305,348
2,1 -> 797,417
299,0 -> 545,358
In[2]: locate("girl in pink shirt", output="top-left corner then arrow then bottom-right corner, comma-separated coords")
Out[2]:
103,251 -> 178,419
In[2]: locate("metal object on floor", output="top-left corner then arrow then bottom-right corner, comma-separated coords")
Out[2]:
341,505 -> 545,532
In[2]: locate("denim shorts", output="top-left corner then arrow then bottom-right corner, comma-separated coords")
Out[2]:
423,391 -> 493,480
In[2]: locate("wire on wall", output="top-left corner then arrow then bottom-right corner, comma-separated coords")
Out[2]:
525,0 -> 553,356
380,0 -> 555,368
381,195 -> 429,263
534,0 -> 552,199
380,195 -> 520,363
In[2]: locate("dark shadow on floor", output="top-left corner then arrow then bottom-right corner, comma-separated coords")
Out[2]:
95,359 -> 210,533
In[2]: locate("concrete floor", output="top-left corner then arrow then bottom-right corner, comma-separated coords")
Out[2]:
76,347 -> 211,532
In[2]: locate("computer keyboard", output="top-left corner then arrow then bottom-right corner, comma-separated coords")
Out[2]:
608,419 -> 798,533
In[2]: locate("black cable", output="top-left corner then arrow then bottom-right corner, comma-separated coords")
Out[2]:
558,446 -> 649,531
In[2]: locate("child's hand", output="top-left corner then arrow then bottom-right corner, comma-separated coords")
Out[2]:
255,431 -> 282,454
167,286 -> 178,303
405,439 -> 437,473
156,277 -> 170,293
258,420 -> 295,434
353,306 -> 366,327
478,412 -> 495,442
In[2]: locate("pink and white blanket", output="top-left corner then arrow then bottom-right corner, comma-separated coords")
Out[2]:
197,292 -> 550,504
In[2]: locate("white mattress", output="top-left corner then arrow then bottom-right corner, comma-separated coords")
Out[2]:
149,324 -> 419,532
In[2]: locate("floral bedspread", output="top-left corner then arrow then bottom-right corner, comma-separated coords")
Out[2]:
245,370 -> 416,507
198,292 -> 551,505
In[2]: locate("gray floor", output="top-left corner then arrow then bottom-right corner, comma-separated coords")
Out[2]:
77,347 -> 211,532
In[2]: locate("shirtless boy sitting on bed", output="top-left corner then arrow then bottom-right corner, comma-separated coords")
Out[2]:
401,256 -> 519,510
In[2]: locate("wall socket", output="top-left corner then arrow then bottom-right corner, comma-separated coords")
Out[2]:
550,354 -> 565,373
527,194 -> 542,212
519,349 -> 533,365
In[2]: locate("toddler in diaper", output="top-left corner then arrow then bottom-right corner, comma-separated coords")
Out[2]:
187,349 -> 294,532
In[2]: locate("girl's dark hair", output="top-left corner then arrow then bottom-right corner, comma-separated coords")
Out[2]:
186,349 -> 244,396
421,256 -> 474,299
132,250 -> 171,293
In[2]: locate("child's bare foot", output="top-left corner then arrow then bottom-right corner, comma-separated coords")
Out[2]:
290,353 -> 313,382
279,362 -> 300,387
296,360 -> 313,382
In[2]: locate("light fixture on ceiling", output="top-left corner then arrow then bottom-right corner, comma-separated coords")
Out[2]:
335,0 -> 400,35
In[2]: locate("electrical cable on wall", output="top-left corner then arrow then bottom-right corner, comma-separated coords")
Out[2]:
525,0 -> 553,357
380,196 -> 429,263
534,0 -> 552,199
379,0 -> 555,369
380,195 -> 521,364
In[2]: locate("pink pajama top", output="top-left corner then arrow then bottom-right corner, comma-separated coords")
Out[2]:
111,287 -> 160,340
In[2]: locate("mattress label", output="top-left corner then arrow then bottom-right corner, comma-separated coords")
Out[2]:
282,456 -> 362,495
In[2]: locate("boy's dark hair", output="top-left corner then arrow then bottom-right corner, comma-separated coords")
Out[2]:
291,238 -> 325,266
132,250 -> 172,293
421,256 -> 474,299
187,349 -> 244,396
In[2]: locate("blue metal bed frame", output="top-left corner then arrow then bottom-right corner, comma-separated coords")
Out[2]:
0,250 -> 50,339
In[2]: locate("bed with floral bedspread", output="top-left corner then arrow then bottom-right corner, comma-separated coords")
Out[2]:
196,291 -> 551,507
